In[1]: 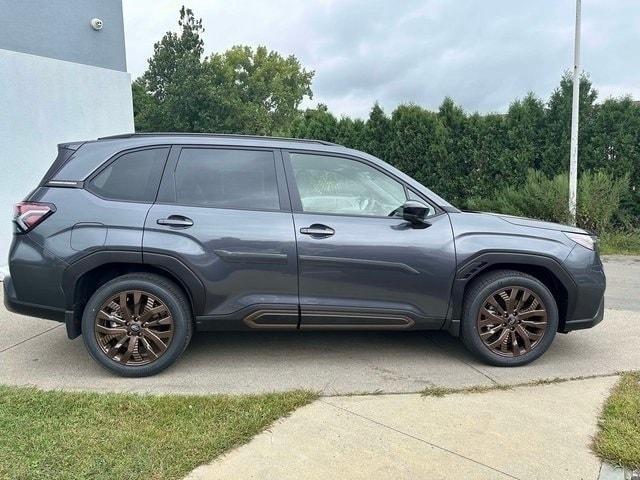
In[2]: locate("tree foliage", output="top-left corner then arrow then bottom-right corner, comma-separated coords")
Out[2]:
133,8 -> 640,227
133,7 -> 313,135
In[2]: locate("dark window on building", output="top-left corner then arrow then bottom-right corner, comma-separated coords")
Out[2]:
88,148 -> 168,202
174,148 -> 280,210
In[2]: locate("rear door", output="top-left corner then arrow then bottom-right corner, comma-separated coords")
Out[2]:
283,151 -> 456,329
143,145 -> 299,329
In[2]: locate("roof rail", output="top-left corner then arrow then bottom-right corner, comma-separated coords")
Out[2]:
97,132 -> 339,146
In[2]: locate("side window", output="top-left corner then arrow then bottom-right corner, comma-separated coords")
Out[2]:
174,148 -> 280,210
289,153 -> 407,217
88,148 -> 168,202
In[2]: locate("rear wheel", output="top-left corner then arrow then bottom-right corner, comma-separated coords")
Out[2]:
81,273 -> 192,377
461,270 -> 558,367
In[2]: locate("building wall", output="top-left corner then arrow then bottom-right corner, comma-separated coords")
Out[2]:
0,0 -> 127,71
0,1 -> 133,276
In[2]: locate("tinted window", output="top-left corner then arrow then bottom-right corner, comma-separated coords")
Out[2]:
174,148 -> 280,210
290,153 -> 407,217
89,148 -> 168,202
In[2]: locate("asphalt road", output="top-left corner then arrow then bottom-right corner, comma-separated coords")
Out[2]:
1,256 -> 639,395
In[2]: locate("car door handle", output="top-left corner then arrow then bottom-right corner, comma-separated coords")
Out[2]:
299,224 -> 335,237
157,215 -> 194,228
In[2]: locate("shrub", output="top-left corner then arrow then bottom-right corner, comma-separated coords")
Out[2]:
468,169 -> 629,233
577,171 -> 629,233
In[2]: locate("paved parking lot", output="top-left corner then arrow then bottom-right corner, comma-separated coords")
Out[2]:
1,256 -> 639,395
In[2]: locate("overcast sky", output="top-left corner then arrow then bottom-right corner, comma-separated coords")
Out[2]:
123,0 -> 640,119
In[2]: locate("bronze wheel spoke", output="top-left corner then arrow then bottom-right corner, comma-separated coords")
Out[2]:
479,308 -> 504,326
515,325 -> 532,352
487,296 -> 505,315
144,316 -> 173,327
521,319 -> 547,327
119,336 -> 139,364
95,324 -> 128,336
140,337 -> 159,360
480,325 -> 504,339
477,286 -> 548,358
507,288 -> 519,312
106,336 -> 128,357
511,330 -> 519,354
119,292 -> 132,321
132,290 -> 143,315
139,306 -> 169,323
95,289 -> 174,366
97,310 -> 127,325
519,310 -> 546,320
142,328 -> 168,353
526,330 -> 544,341
487,329 -> 510,349
515,291 -> 530,311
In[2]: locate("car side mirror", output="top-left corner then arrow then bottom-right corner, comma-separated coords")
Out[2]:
402,200 -> 430,227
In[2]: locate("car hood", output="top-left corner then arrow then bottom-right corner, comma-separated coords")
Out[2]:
482,212 -> 589,234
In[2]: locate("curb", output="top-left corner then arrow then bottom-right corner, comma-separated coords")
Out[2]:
599,463 -> 640,480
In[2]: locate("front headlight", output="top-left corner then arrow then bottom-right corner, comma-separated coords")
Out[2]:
563,231 -> 597,250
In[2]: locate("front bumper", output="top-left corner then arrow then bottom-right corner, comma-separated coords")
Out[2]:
560,296 -> 604,333
560,243 -> 607,333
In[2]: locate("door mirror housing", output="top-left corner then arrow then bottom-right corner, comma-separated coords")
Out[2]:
402,200 -> 430,226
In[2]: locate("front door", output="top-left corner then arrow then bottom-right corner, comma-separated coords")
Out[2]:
144,146 -> 299,329
284,151 -> 456,329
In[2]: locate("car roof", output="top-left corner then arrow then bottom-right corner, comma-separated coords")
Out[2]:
97,132 -> 346,150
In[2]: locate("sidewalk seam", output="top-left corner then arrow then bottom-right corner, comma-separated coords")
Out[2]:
0,324 -> 62,354
424,335 -> 500,385
319,398 -> 522,480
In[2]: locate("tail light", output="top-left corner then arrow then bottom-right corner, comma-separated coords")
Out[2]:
13,202 -> 56,233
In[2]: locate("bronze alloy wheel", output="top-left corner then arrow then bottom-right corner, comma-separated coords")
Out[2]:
94,290 -> 174,366
476,286 -> 548,357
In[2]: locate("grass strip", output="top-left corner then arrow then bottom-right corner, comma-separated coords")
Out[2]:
0,385 -> 316,480
600,231 -> 640,255
593,372 -> 640,470
421,373 -> 623,397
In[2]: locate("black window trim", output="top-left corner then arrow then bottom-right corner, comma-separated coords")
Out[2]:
84,145 -> 172,204
282,149 -> 442,220
155,144 -> 291,213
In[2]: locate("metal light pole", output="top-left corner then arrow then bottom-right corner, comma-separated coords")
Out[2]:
569,0 -> 581,225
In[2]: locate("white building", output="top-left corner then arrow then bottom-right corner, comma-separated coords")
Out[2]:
0,0 -> 134,276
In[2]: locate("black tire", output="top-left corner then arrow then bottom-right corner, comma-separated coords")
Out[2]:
460,270 -> 558,367
81,273 -> 193,377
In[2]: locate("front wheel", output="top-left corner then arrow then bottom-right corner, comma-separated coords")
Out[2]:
461,270 -> 559,367
81,273 -> 192,377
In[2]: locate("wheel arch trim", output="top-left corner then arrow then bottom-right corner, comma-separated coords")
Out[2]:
62,250 -> 206,316
445,251 -> 577,336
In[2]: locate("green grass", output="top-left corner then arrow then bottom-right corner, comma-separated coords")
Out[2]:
599,231 -> 640,255
0,385 -> 316,480
593,373 -> 640,470
421,374 -> 624,397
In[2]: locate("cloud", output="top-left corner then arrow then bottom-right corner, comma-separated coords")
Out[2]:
123,0 -> 640,118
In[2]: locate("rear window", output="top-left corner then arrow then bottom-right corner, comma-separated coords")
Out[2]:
173,148 -> 280,210
87,148 -> 169,202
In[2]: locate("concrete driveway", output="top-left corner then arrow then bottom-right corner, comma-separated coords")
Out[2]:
1,256 -> 639,395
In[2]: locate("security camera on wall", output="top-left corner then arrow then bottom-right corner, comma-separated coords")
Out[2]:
90,18 -> 103,30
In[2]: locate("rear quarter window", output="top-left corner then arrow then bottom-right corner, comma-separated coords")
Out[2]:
87,148 -> 169,202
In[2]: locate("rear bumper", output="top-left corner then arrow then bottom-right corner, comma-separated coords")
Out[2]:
560,296 -> 605,333
3,274 -> 65,322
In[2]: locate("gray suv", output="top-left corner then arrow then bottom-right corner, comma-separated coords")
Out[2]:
4,134 -> 606,376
